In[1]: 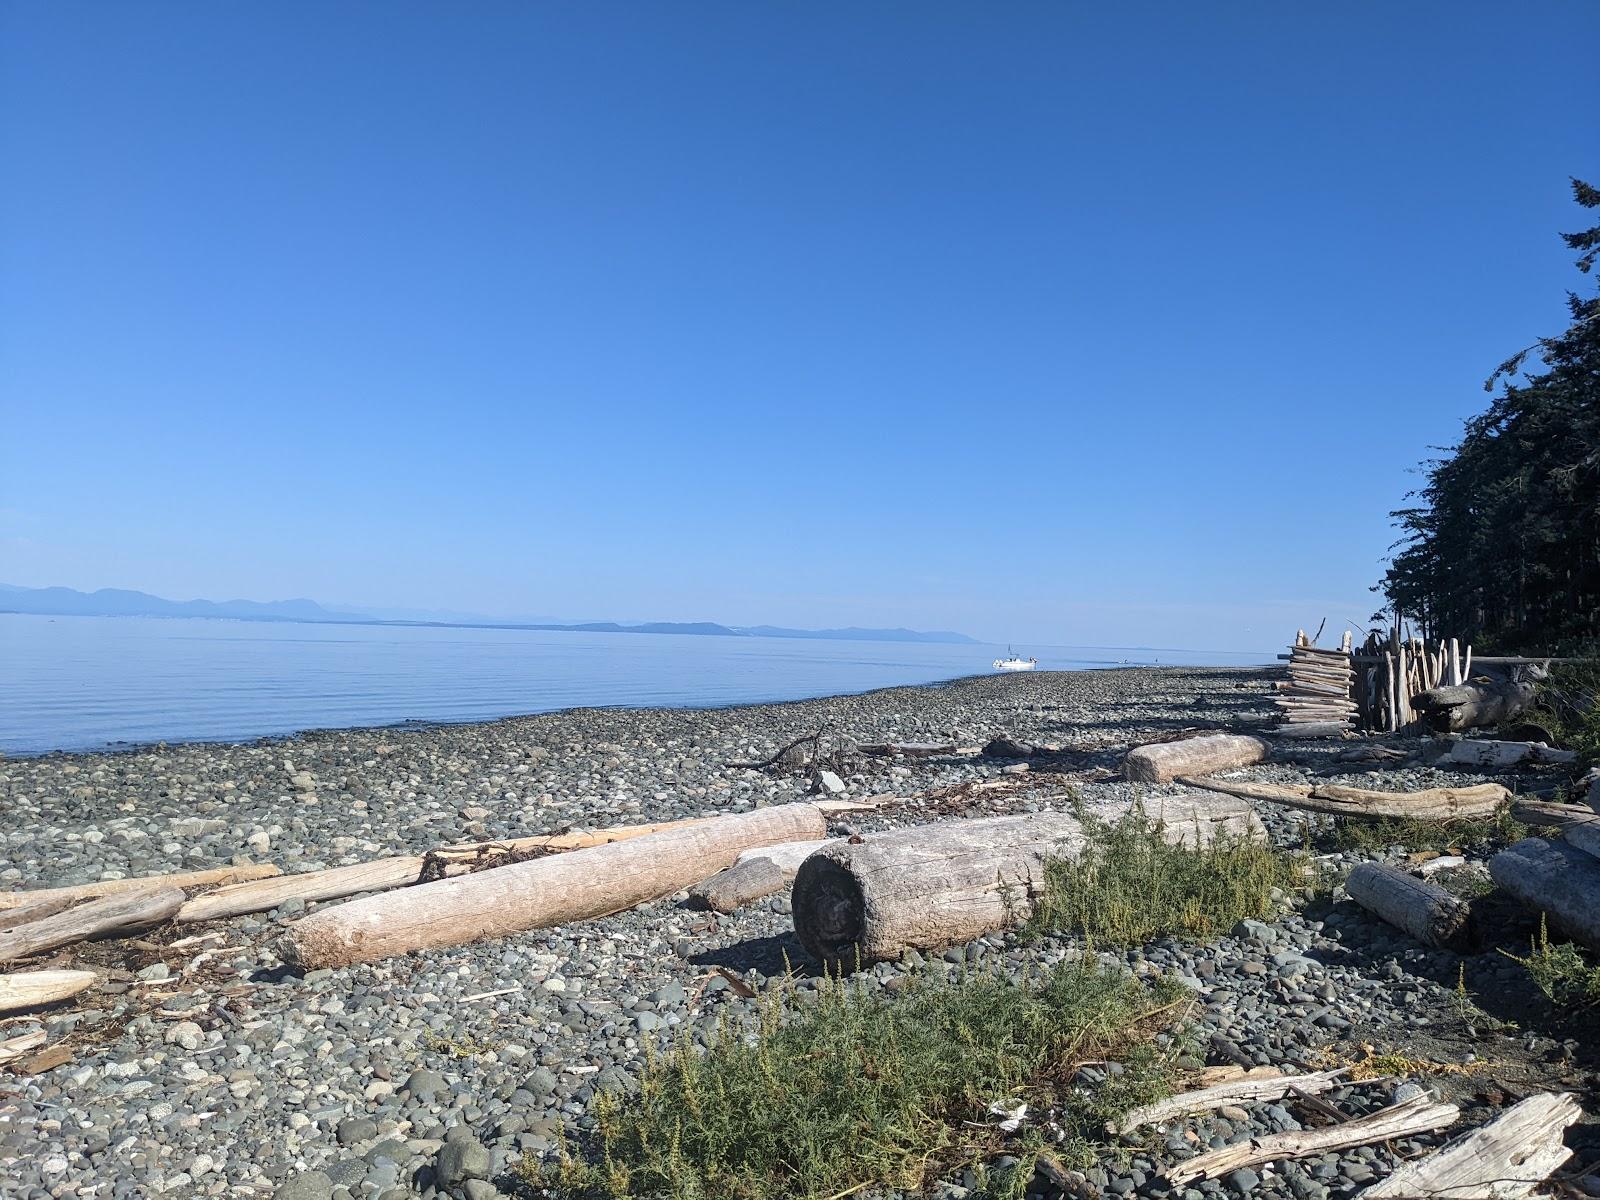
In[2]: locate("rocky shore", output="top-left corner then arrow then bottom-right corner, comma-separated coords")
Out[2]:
3,667 -> 1596,1200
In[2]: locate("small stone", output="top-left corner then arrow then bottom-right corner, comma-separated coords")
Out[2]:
1393,1081 -> 1427,1104
274,1172 -> 335,1200
435,1140 -> 492,1185
1227,1167 -> 1261,1192
403,1068 -> 448,1099
165,1021 -> 203,1050
815,770 -> 847,794
337,1117 -> 377,1146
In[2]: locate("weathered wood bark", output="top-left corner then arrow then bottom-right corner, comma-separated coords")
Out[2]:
1182,777 -> 1508,821
1412,666 -> 1544,733
1345,862 -> 1473,950
791,795 -> 1256,969
282,804 -> 829,969
0,888 -> 185,963
177,859 -> 426,923
0,969 -> 97,1014
1114,1069 -> 1348,1134
0,864 -> 279,912
1165,1095 -> 1459,1185
689,839 -> 839,913
1363,1091 -> 1580,1199
1491,838 -> 1600,949
1431,738 -> 1577,769
1123,734 -> 1269,784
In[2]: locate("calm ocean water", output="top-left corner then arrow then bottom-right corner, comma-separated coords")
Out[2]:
0,614 -> 1271,755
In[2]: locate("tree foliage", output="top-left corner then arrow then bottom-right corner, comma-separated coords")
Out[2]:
1380,179 -> 1600,651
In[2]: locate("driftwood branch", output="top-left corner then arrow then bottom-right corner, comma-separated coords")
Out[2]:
1180,777 -> 1508,821
0,888 -> 185,963
1113,1069 -> 1349,1135
0,864 -> 279,912
1362,1091 -> 1580,1198
1124,734 -> 1269,784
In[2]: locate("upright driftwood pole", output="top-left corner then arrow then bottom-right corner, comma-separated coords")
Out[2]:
282,803 -> 829,969
1123,734 -> 1269,784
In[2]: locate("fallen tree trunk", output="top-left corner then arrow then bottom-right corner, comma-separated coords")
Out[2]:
1431,738 -> 1577,769
282,803 -> 829,969
1114,1068 -> 1349,1135
1165,1095 -> 1459,1185
0,969 -> 97,1015
0,888 -> 185,963
1180,777 -> 1508,821
689,839 -> 838,913
1362,1091 -> 1580,1198
1412,667 -> 1544,733
791,794 -> 1256,969
0,864 -> 279,912
1123,734 -> 1269,784
1345,862 -> 1474,950
1490,838 -> 1600,949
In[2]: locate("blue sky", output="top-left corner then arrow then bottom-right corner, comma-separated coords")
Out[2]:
2,3 -> 1595,651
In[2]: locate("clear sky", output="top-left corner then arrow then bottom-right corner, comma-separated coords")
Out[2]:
2,3 -> 1595,651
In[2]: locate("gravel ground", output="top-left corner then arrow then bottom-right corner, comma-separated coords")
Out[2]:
2,666 -> 1597,1200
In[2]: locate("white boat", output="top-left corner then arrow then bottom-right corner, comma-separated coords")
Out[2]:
993,649 -> 1037,671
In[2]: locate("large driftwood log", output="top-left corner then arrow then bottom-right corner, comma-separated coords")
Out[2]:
0,864 -> 279,912
791,794 -> 1257,968
1114,1069 -> 1348,1135
1362,1091 -> 1580,1199
282,804 -> 829,969
0,969 -> 97,1014
1431,738 -> 1577,769
1124,734 -> 1269,784
1412,665 -> 1544,733
688,839 -> 838,913
1490,838 -> 1600,949
1165,1095 -> 1459,1185
0,888 -> 185,963
1182,777 -> 1508,821
1345,863 -> 1473,950
1509,798 -> 1600,831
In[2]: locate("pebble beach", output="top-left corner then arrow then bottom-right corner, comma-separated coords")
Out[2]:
3,666 -> 1596,1200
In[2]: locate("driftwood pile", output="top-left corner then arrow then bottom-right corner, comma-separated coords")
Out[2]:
1275,630 -> 1356,736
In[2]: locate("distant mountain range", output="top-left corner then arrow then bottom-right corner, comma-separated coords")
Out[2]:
0,584 -> 978,645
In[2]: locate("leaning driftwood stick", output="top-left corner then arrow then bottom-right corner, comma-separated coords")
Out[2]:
0,888 -> 185,963
1362,1091 -> 1580,1198
791,794 -> 1256,968
282,803 -> 829,969
1165,1095 -> 1459,1185
0,864 -> 280,912
689,839 -> 838,913
0,969 -> 97,1015
1432,739 -> 1577,769
1114,1069 -> 1348,1135
1345,862 -> 1473,950
1123,734 -> 1269,784
1490,838 -> 1600,950
1180,777 -> 1508,821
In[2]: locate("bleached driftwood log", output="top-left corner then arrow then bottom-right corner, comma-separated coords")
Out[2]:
1362,1091 -> 1580,1198
688,839 -> 838,913
1413,666 -> 1544,733
0,969 -> 97,1014
1431,739 -> 1577,769
1114,1068 -> 1348,1135
1165,1094 -> 1459,1185
1124,734 -> 1269,784
1345,862 -> 1473,950
1491,838 -> 1600,949
282,804 -> 829,969
1181,778 -> 1508,821
0,888 -> 185,963
791,794 -> 1256,968
1270,722 -> 1352,740
0,864 -> 279,912
1509,798 -> 1600,831
0,895 -> 78,932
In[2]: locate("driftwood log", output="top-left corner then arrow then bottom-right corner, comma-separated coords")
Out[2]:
1509,798 -> 1600,831
1269,722 -> 1352,740
1165,1095 -> 1459,1185
0,969 -> 97,1014
1181,777 -> 1508,821
1124,734 -> 1269,784
1430,738 -> 1577,770
791,794 -> 1256,968
1345,862 -> 1473,950
282,803 -> 829,969
1114,1069 -> 1348,1135
1490,838 -> 1600,949
1412,665 -> 1544,733
0,888 -> 185,963
1363,1091 -> 1580,1198
688,839 -> 838,913
0,864 -> 279,912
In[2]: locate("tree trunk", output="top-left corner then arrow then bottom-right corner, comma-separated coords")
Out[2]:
1362,1092 -> 1580,1199
281,803 -> 829,969
1123,734 -> 1269,784
0,969 -> 97,1015
688,839 -> 838,913
0,888 -> 185,963
0,864 -> 279,912
790,794 -> 1255,969
1345,862 -> 1474,950
1491,837 -> 1600,949
1412,667 -> 1544,733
